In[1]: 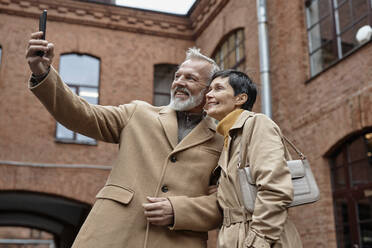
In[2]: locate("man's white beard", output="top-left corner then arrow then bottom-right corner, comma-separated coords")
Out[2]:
169,87 -> 205,111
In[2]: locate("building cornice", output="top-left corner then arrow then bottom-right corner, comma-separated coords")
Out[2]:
0,0 -> 229,40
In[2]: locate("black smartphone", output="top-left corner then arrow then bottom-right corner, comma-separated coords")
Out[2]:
37,10 -> 47,56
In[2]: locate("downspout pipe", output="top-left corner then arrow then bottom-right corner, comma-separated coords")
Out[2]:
257,0 -> 272,118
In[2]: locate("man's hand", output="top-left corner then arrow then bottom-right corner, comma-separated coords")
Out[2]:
143,197 -> 174,226
26,31 -> 54,76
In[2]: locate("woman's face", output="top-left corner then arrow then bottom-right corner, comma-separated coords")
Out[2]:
204,76 -> 239,121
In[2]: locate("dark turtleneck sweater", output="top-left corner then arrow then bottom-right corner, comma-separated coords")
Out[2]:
176,111 -> 203,142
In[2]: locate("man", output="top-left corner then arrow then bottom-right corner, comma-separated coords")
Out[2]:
26,31 -> 223,248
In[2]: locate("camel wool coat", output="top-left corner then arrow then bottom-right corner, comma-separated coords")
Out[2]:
216,111 -> 302,248
29,67 -> 224,248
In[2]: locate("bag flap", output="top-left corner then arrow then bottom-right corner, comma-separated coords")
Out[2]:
287,160 -> 305,179
96,184 -> 134,204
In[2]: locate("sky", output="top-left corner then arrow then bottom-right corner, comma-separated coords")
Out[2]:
115,0 -> 197,15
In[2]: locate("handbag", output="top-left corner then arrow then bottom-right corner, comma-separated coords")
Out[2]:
237,129 -> 320,212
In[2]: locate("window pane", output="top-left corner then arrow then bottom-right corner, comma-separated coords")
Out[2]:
154,64 -> 176,94
360,221 -> 372,247
337,1 -> 352,31
56,87 -> 76,140
76,133 -> 96,144
340,17 -> 369,55
79,87 -> 99,104
349,136 -> 367,163
350,159 -> 372,185
222,42 -> 228,64
154,94 -> 170,106
306,0 -> 331,28
228,34 -> 235,52
238,43 -> 244,62
213,29 -> 245,70
308,16 -> 333,52
366,133 -> 372,165
358,196 -> 372,221
237,29 -> 244,43
332,166 -> 347,189
334,199 -> 352,247
352,0 -> 368,20
310,41 -> 338,75
56,123 -> 74,140
336,224 -> 352,248
60,54 -> 100,86
334,150 -> 346,166
153,64 -> 176,106
228,50 -> 236,69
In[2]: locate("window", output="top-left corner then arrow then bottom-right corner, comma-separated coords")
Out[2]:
329,130 -> 372,248
305,0 -> 372,76
56,54 -> 100,145
212,29 -> 245,71
153,64 -> 177,106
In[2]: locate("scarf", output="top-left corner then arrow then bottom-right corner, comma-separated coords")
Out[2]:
216,109 -> 244,147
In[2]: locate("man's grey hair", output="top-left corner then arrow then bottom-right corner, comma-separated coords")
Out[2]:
185,47 -> 220,77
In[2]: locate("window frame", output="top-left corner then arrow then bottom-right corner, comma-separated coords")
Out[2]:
153,63 -> 178,107
55,53 -> 101,146
305,0 -> 372,80
212,28 -> 246,71
328,129 -> 372,247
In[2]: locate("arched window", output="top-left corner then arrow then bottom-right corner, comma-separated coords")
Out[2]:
329,130 -> 372,248
56,54 -> 100,145
212,29 -> 245,71
153,64 -> 177,106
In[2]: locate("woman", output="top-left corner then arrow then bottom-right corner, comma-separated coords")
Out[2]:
204,70 -> 302,248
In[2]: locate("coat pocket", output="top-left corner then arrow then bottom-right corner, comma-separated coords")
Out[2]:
96,184 -> 134,205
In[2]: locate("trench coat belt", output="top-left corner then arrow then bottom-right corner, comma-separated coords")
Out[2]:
222,207 -> 252,227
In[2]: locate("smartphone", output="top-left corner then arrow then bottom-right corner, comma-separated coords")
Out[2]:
37,10 -> 47,56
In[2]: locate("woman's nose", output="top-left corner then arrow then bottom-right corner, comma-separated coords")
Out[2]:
206,90 -> 213,98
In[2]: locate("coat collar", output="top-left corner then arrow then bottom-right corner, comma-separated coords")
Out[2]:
174,116 -> 216,153
229,110 -> 255,132
219,111 -> 255,170
158,106 -> 217,151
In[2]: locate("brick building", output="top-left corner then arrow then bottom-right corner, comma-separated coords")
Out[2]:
0,0 -> 371,247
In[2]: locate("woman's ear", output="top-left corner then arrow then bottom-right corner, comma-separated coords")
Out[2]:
235,93 -> 248,108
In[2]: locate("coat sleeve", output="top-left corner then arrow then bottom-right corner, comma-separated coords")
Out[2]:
29,66 -> 137,143
245,114 -> 293,245
167,193 -> 222,232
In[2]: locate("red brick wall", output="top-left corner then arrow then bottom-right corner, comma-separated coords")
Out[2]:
0,12 -> 193,203
1,0 -> 371,247
196,0 -> 372,247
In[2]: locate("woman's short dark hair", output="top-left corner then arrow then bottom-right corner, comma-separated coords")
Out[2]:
209,69 -> 257,111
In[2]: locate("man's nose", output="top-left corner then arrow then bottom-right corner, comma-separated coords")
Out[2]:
173,76 -> 186,87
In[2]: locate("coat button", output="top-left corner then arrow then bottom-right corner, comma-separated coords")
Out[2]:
170,155 -> 177,163
161,185 -> 169,193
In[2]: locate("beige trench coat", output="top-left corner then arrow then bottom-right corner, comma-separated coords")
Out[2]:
216,111 -> 302,248
29,67 -> 224,248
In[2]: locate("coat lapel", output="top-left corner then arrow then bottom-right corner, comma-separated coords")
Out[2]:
221,111 -> 255,170
173,116 -> 216,153
158,106 -> 178,149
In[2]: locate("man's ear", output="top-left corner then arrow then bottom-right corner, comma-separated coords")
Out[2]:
235,93 -> 248,108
